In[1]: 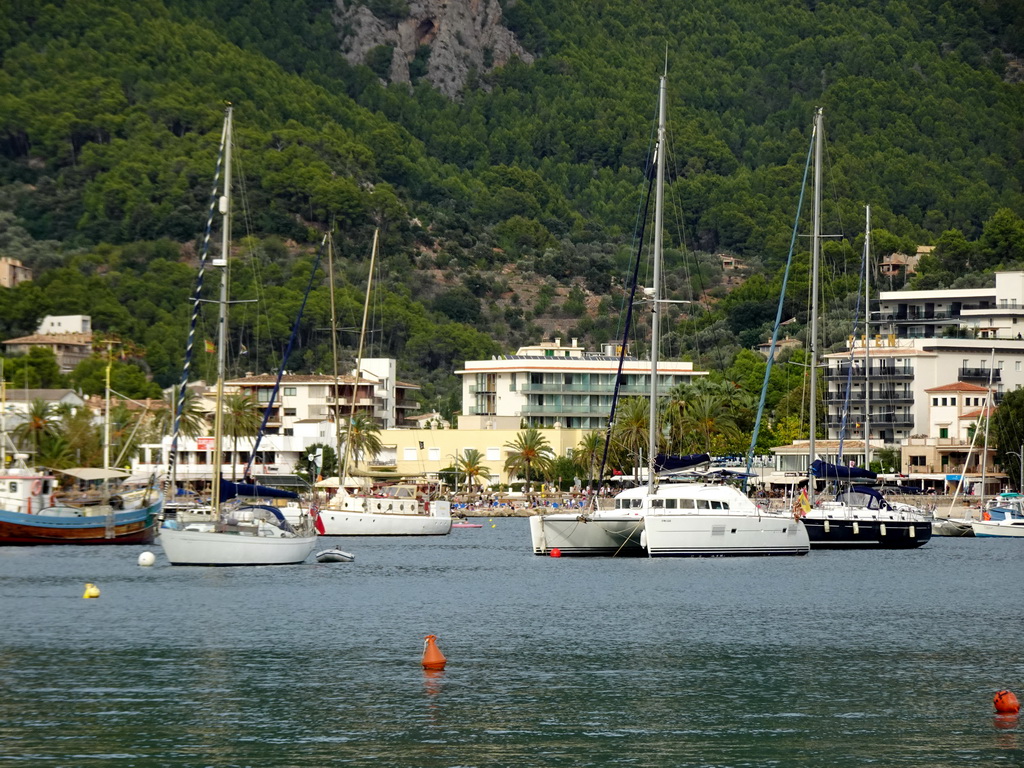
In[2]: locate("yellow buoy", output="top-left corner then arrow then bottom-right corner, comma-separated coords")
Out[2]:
82,583 -> 100,599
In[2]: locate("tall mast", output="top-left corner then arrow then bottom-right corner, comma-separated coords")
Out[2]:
647,72 -> 667,495
863,204 -> 872,468
103,341 -> 112,498
808,108 -> 823,503
327,232 -> 343,479
340,228 -> 379,482
210,105 -> 233,512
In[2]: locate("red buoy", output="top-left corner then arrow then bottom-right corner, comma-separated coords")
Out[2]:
994,690 -> 1020,714
421,634 -> 447,670
549,548 -> 562,558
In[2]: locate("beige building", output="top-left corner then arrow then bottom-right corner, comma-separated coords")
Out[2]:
0,257 -> 32,288
3,315 -> 94,373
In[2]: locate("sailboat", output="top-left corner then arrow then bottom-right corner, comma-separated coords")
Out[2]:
798,108 -> 930,549
157,105 -> 317,566
315,230 -> 452,536
530,73 -> 810,557
0,357 -> 160,545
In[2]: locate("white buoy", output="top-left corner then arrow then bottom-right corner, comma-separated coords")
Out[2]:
137,551 -> 156,567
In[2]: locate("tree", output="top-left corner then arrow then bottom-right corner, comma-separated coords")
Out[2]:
611,397 -> 649,480
150,387 -> 206,443
295,443 -> 338,484
342,413 -> 383,469
12,399 -> 59,458
222,392 -> 260,480
992,388 -> 1024,491
503,427 -> 554,492
455,448 -> 491,494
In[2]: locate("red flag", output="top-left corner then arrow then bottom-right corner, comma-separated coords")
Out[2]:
310,503 -> 325,535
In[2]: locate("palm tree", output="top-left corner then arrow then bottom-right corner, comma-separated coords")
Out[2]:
151,387 -> 206,442
222,392 -> 261,480
12,399 -> 59,459
57,407 -> 102,468
573,430 -> 604,488
343,413 -> 383,469
503,427 -> 554,493
611,397 -> 649,481
456,448 -> 491,495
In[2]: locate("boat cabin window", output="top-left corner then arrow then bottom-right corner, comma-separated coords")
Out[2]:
697,499 -> 711,509
664,499 -> 677,509
651,498 -> 664,508
710,500 -> 727,510
676,498 -> 695,510
9,481 -> 16,493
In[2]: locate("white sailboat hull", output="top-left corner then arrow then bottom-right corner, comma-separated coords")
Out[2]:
643,512 -> 810,557
158,527 -> 317,566
318,500 -> 452,536
529,513 -> 645,555
971,520 -> 1024,537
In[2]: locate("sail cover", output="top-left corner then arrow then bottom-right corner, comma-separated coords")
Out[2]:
811,459 -> 877,481
655,453 -> 711,474
219,479 -> 299,501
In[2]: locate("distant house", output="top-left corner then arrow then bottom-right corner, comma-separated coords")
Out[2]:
2,315 -> 94,373
0,257 -> 32,288
1,388 -> 86,433
880,245 -> 930,279
754,335 -> 802,359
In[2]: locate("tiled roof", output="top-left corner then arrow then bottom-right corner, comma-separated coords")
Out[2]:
925,381 -> 992,393
3,332 -> 93,346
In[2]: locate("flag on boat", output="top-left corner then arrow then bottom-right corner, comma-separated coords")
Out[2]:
310,503 -> 325,535
204,339 -> 215,354
799,488 -> 811,514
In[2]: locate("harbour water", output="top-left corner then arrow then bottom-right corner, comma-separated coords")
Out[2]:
1,519 -> 1021,767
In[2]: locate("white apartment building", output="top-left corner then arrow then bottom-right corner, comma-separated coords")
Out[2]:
457,337 -> 707,430
823,271 -> 1024,447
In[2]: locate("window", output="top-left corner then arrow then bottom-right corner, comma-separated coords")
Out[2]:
283,387 -> 297,396
486,447 -> 501,461
909,455 -> 926,467
8,481 -> 16,493
932,397 -> 938,406
283,428 -> 293,436
950,398 -> 956,406
257,389 -> 274,403
941,398 -> 947,406
428,447 -> 440,461
284,408 -> 297,417
403,447 -> 417,461
939,428 -> 948,439
1016,361 -> 1022,372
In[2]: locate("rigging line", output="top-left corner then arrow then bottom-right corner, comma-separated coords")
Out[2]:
168,112 -> 227,498
836,246 -> 866,462
615,87 -> 661,345
589,162 -> 657,504
745,129 -> 817,478
243,236 -> 327,477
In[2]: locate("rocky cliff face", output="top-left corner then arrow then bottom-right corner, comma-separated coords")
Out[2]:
334,0 -> 533,98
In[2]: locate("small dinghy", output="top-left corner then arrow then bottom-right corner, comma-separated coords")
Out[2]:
316,548 -> 355,563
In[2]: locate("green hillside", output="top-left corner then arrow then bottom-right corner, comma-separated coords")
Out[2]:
2,0 -> 1023,419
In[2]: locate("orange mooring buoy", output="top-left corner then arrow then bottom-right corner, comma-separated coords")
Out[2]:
994,689 -> 1020,714
549,548 -> 562,558
422,634 -> 447,670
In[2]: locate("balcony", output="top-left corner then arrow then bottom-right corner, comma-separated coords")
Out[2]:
518,403 -> 604,416
825,365 -> 914,380
959,368 -> 1002,383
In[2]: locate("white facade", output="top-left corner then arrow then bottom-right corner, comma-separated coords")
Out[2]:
37,315 -> 92,335
457,337 -> 708,430
823,271 -> 1024,445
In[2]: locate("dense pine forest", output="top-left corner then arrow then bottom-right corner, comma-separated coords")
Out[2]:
2,0 -> 1023,423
